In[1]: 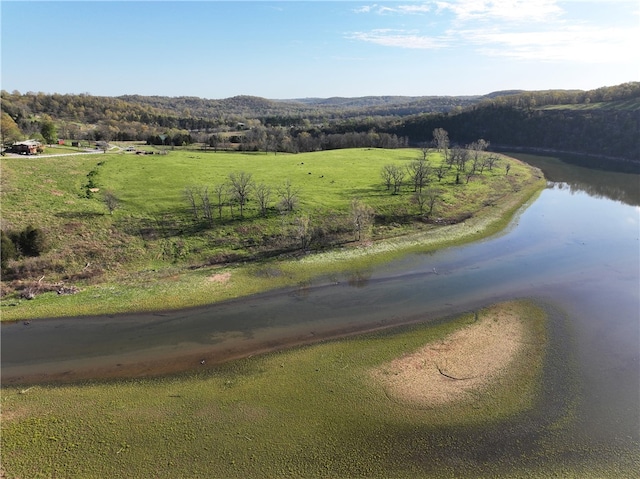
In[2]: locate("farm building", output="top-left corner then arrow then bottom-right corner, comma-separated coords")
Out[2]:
11,140 -> 42,155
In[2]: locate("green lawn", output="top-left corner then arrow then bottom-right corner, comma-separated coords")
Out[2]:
100,149 -> 417,213
0,148 -> 542,320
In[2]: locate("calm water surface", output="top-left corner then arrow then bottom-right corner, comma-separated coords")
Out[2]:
2,154 -> 639,466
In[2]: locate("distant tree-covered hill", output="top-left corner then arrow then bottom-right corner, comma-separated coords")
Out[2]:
116,93 -> 484,119
2,82 -> 638,162
390,82 -> 640,162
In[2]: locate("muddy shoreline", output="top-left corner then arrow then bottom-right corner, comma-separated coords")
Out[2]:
1,308 -> 442,386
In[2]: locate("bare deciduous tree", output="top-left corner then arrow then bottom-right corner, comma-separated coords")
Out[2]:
294,214 -> 312,250
227,185 -> 236,218
465,153 -> 478,183
184,186 -> 201,220
389,164 -> 405,195
434,162 -> 447,182
485,155 -> 499,171
467,139 -> 490,181
412,190 -> 428,216
253,182 -> 272,217
424,188 -> 440,218
103,191 -> 119,215
407,157 -> 432,192
212,183 -> 227,220
350,198 -> 375,242
381,164 -> 394,191
468,139 -> 489,161
413,188 -> 440,218
228,171 -> 253,218
451,146 -> 469,184
277,179 -> 299,213
199,187 -> 213,226
432,128 -> 450,165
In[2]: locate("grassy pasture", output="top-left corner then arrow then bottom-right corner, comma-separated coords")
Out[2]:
0,148 -> 542,320
97,148 -> 419,213
537,98 -> 640,111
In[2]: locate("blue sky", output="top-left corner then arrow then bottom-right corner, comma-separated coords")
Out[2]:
1,1 -> 638,99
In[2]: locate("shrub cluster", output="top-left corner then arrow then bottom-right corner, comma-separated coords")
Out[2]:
1,225 -> 48,270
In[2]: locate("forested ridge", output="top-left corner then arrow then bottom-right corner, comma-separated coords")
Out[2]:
393,105 -> 640,162
2,82 -> 638,161
0,91 -> 483,128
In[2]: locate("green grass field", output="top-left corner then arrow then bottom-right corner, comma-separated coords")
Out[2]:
537,98 -> 640,111
0,148 -> 543,320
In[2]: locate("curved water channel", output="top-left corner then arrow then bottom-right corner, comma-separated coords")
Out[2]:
2,153 -> 639,463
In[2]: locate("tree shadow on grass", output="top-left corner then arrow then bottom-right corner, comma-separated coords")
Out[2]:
338,185 -> 387,200
55,211 -> 105,219
117,211 -> 207,241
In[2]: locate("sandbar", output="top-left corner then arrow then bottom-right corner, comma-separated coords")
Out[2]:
371,305 -> 528,406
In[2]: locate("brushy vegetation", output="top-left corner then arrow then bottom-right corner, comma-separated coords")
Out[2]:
2,300 -> 635,478
0,147 -> 543,320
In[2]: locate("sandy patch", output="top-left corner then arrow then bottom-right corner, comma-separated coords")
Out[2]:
371,308 -> 525,407
208,272 -> 231,284
0,403 -> 30,424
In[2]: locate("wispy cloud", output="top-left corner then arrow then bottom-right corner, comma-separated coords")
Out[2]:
346,29 -> 449,49
348,1 -> 638,64
462,25 -> 639,63
353,3 -> 433,15
353,5 -> 374,14
355,1 -> 561,21
436,0 -> 563,23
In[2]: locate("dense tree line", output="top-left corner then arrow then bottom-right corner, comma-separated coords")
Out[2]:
393,105 -> 639,161
2,83 -> 638,161
0,91 -> 478,138
119,94 -> 481,122
473,81 -> 640,110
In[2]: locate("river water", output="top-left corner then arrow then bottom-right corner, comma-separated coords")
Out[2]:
2,153 -> 639,467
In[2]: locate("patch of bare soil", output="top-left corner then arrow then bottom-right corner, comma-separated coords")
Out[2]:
371,308 -> 525,407
207,272 -> 231,284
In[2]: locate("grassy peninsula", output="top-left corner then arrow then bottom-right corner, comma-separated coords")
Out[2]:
4,151 -> 635,478
0,147 -> 543,321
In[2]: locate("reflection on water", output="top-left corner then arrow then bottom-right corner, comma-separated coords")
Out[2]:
347,270 -> 372,288
502,151 -> 640,206
2,153 -> 639,470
